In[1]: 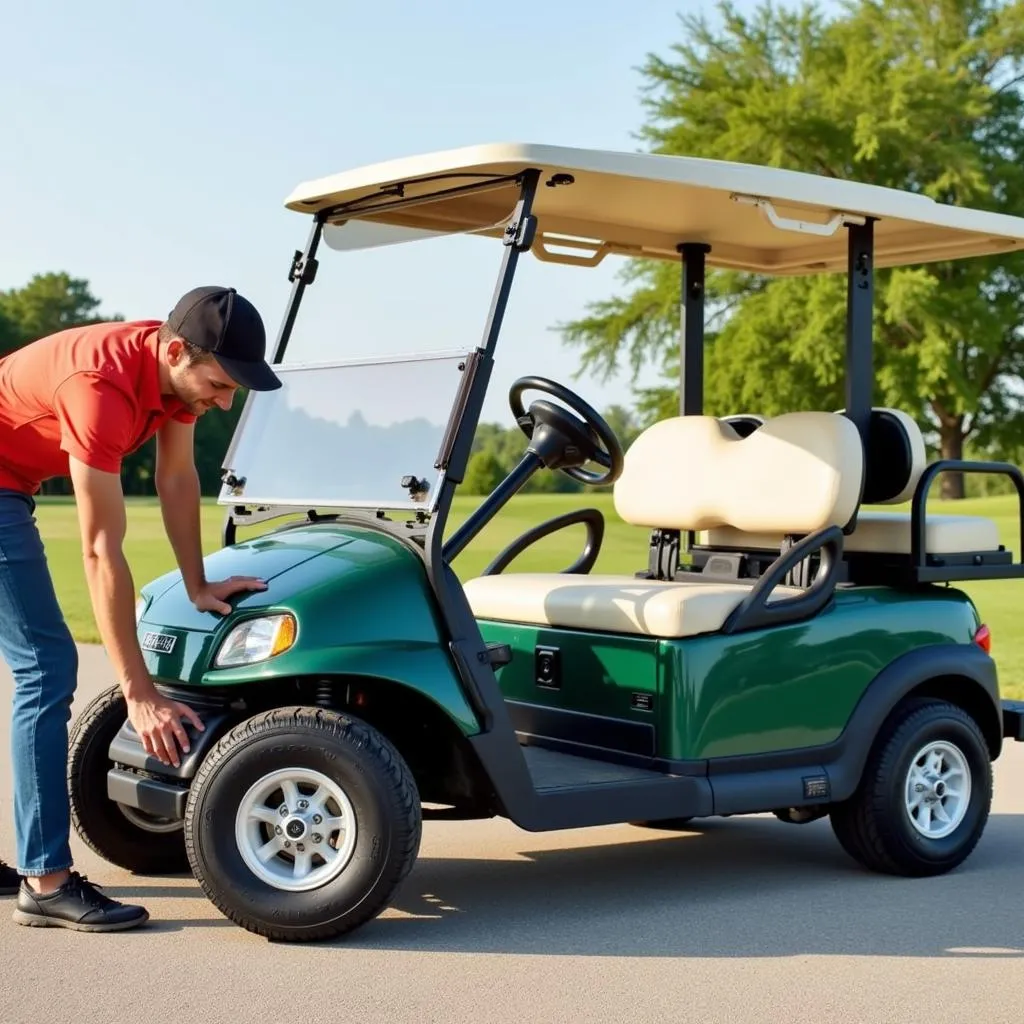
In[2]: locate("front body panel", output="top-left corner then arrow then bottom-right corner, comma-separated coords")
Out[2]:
136,521 -> 481,736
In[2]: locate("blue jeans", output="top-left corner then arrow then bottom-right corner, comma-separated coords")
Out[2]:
0,490 -> 77,876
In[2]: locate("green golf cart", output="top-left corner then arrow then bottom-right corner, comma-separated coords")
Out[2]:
67,143 -> 1024,942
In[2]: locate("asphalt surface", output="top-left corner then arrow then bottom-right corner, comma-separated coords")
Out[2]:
1,645 -> 1023,1024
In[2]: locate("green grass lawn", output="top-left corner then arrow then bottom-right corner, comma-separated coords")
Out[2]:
33,491 -> 1024,699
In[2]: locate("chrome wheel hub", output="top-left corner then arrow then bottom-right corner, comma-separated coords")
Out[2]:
904,740 -> 971,840
234,767 -> 357,892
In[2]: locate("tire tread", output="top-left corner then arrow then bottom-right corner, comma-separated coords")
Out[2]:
184,705 -> 421,942
830,697 -> 991,877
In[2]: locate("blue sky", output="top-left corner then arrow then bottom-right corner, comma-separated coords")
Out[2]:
2,0 -> 836,424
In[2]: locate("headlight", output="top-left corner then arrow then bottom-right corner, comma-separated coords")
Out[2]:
214,614 -> 297,668
135,597 -> 147,623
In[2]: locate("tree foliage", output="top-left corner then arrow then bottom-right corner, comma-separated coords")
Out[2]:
0,273 -> 113,354
560,0 -> 1024,498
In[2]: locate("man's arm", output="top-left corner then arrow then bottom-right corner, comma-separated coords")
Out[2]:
68,456 -> 203,766
154,419 -> 267,614
154,419 -> 206,602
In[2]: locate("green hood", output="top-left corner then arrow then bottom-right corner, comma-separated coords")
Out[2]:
138,522 -> 413,633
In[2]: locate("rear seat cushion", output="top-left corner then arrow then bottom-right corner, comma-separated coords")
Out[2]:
701,512 -> 1000,555
464,573 -> 802,638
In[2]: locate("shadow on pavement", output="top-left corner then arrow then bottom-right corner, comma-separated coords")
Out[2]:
99,812 -> 1024,957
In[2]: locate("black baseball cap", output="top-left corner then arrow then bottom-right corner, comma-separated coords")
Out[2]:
166,286 -> 281,392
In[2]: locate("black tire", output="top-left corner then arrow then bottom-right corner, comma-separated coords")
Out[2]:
830,697 -> 992,877
68,684 -> 191,875
184,706 -> 421,942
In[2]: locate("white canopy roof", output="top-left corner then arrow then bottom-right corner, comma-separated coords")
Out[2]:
284,143 -> 1024,275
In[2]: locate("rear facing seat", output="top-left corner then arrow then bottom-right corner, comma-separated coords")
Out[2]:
464,411 -> 863,639
699,408 -> 1001,557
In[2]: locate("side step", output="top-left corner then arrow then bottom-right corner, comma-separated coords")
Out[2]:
508,744 -> 713,830
523,745 -> 667,791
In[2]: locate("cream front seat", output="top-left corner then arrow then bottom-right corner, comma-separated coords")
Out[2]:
464,411 -> 864,639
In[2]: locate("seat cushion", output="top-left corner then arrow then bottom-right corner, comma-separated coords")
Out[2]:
846,511 -> 1000,555
699,511 -> 1001,556
464,573 -> 801,638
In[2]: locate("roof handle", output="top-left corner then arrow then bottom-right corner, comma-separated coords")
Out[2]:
531,231 -> 615,267
731,194 -> 866,237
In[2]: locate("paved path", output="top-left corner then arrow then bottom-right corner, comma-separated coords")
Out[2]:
1,645 -> 1023,1024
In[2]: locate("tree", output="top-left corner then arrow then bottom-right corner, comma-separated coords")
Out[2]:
463,450 -> 507,495
560,0 -> 1024,498
0,272 -> 116,355
0,306 -> 19,354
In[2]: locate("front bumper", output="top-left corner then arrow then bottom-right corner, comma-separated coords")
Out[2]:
107,768 -> 189,820
106,687 -> 235,821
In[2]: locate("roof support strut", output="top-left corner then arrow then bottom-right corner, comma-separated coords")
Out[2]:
845,219 -> 875,448
678,242 -> 711,416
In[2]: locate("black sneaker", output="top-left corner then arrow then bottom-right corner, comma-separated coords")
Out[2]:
0,861 -> 21,896
12,872 -> 149,932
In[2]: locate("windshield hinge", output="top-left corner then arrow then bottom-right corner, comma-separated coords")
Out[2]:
503,213 -> 537,252
221,470 -> 246,496
288,250 -> 319,285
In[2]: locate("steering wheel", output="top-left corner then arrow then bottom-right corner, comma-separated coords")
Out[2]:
508,375 -> 625,486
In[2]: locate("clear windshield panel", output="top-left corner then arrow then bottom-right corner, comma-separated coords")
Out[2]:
218,351 -> 468,511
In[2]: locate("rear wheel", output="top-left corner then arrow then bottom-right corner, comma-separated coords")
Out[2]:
184,706 -> 421,942
68,684 -> 191,875
830,698 -> 992,877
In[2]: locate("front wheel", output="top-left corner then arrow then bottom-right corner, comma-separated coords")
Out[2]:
184,706 -> 421,942
830,698 -> 992,877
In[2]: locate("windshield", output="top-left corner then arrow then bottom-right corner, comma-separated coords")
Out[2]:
219,185 -> 521,512
219,351 -> 468,511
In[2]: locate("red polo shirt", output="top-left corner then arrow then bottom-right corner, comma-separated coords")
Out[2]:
0,320 -> 196,494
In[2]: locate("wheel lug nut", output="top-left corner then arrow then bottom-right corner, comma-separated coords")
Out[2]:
312,814 -> 322,825
311,833 -> 322,844
279,805 -> 288,816
296,842 -> 305,852
275,825 -> 283,835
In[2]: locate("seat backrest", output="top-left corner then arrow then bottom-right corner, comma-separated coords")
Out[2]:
613,411 -> 864,535
858,408 -> 927,505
